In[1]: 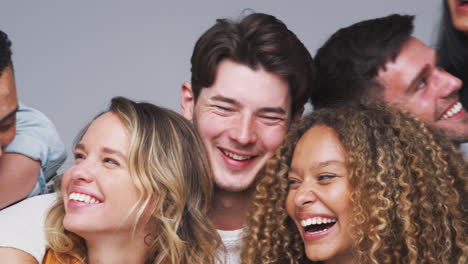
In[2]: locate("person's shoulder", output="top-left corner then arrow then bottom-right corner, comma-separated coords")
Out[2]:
0,193 -> 56,262
0,193 -> 55,222
7,103 -> 67,169
0,247 -> 39,264
14,103 -> 61,138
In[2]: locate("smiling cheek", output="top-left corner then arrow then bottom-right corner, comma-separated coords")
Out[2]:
401,97 -> 436,124
450,4 -> 468,33
260,125 -> 287,153
61,170 -> 73,204
285,191 -> 301,234
195,113 -> 230,143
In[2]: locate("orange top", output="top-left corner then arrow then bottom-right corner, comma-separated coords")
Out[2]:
42,249 -> 81,264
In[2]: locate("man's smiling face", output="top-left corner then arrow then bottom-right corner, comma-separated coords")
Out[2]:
183,59 -> 292,192
378,37 -> 468,143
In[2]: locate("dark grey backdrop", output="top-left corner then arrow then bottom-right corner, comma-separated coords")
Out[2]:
0,0 -> 442,167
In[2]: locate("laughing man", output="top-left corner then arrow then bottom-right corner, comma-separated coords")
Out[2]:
313,14 -> 468,145
181,13 -> 315,263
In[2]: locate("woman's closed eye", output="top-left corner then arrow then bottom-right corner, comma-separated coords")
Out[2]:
74,152 -> 85,161
103,157 -> 120,166
317,174 -> 339,184
287,176 -> 303,189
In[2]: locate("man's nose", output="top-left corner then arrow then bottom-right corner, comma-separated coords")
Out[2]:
434,68 -> 463,98
229,115 -> 257,146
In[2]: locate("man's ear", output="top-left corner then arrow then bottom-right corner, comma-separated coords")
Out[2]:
181,82 -> 195,121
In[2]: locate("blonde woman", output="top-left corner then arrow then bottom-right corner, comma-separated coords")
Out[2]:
243,103 -> 468,264
43,97 -> 220,263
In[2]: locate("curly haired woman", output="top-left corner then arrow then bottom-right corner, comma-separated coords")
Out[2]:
42,97 -> 220,264
242,103 -> 468,264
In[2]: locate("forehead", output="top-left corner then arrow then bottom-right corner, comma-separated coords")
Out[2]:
378,37 -> 435,98
198,59 -> 291,109
80,112 -> 129,151
293,125 -> 346,166
0,67 -> 18,119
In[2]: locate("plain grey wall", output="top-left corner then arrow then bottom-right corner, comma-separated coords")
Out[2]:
0,0 -> 441,168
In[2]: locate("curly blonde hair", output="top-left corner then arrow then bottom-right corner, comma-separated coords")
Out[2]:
45,97 -> 221,264
242,102 -> 468,264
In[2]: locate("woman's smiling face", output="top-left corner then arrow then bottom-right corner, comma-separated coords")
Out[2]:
286,125 -> 355,263
62,112 -> 140,237
447,0 -> 468,33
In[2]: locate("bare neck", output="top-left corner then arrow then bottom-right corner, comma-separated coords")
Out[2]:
324,251 -> 357,264
85,232 -> 148,264
209,187 -> 254,231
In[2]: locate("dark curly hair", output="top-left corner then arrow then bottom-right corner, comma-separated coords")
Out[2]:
242,102 -> 468,264
0,30 -> 12,76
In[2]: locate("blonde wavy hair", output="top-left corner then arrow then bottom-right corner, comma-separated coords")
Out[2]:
45,96 -> 221,264
242,102 -> 468,264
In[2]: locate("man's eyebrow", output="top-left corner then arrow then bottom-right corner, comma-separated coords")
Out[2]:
211,95 -> 240,106
0,106 -> 19,123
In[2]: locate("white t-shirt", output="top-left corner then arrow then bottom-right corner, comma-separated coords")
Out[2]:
216,228 -> 244,264
459,143 -> 468,157
0,193 -> 55,262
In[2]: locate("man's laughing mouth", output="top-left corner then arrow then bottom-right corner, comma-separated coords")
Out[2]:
439,102 -> 464,120
220,148 -> 256,161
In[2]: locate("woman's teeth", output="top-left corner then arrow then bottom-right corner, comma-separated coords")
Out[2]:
68,192 -> 101,204
301,217 -> 336,227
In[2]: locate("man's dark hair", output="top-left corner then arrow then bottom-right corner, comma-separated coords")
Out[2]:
0,30 -> 12,76
312,14 -> 414,109
189,12 -> 315,115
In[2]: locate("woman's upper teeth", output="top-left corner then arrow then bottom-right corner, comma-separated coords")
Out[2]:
300,217 -> 337,227
68,192 -> 101,204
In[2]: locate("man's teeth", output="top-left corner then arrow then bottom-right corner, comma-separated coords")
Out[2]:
68,192 -> 100,204
222,150 -> 252,161
301,217 -> 336,227
440,102 -> 463,120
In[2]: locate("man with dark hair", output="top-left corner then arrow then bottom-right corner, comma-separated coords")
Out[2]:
181,13 -> 315,263
0,30 -> 66,209
313,14 -> 468,145
0,31 -> 17,154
